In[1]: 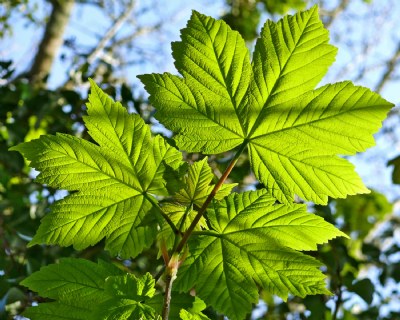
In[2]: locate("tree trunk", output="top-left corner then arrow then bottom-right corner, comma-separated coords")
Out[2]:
29,0 -> 75,85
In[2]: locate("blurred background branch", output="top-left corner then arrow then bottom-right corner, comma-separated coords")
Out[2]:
28,0 -> 75,86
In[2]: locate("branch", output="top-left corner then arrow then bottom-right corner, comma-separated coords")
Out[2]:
174,141 -> 248,255
109,23 -> 161,48
85,1 -> 136,65
332,285 -> 343,320
375,41 -> 400,93
161,253 -> 179,320
64,0 -> 136,87
321,0 -> 349,28
331,241 -> 344,320
28,0 -> 75,85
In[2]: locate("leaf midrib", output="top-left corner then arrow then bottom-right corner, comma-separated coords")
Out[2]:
250,140 -> 362,188
192,231 -> 289,273
250,101 -> 389,141
162,75 -> 244,139
247,12 -> 316,138
196,13 -> 247,136
42,194 -> 141,234
42,138 -> 144,195
88,89 -> 145,188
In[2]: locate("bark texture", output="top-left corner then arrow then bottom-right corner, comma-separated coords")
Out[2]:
29,0 -> 75,85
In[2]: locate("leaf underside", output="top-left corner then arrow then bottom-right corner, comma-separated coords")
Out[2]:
176,190 -> 346,320
10,80 -> 184,258
138,6 -> 393,204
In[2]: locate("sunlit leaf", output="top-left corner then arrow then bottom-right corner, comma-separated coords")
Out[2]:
139,6 -> 392,204
10,80 -> 184,258
175,190 -> 346,319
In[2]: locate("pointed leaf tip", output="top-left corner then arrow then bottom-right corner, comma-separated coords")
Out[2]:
176,190 -> 346,319
13,84 -> 184,258
140,7 -> 392,204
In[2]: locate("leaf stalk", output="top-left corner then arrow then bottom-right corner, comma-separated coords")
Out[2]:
161,253 -> 179,319
161,141 -> 247,320
144,194 -> 182,235
174,141 -> 247,254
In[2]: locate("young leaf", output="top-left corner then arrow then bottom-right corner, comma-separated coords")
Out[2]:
158,158 -> 235,253
175,157 -> 237,206
10,81 -> 183,258
157,203 -> 207,254
138,6 -> 393,204
105,273 -> 155,300
179,297 -> 210,320
175,190 -> 346,320
21,258 -> 124,320
90,273 -> 157,320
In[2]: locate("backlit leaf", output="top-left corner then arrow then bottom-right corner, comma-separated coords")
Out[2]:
175,157 -> 237,206
175,190 -> 346,319
90,273 -> 157,320
138,6 -> 393,204
10,81 -> 184,258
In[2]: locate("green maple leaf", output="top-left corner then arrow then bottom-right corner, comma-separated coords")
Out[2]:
138,6 -> 393,204
157,203 -> 207,254
10,80 -> 183,258
158,158 -> 235,252
90,273 -> 157,320
175,157 -> 237,207
20,258 -> 124,320
175,189 -> 347,320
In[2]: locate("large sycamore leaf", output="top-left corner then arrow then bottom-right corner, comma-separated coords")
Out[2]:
10,80 -> 183,258
20,258 -> 124,320
157,203 -> 207,254
175,190 -> 347,320
138,6 -> 393,204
